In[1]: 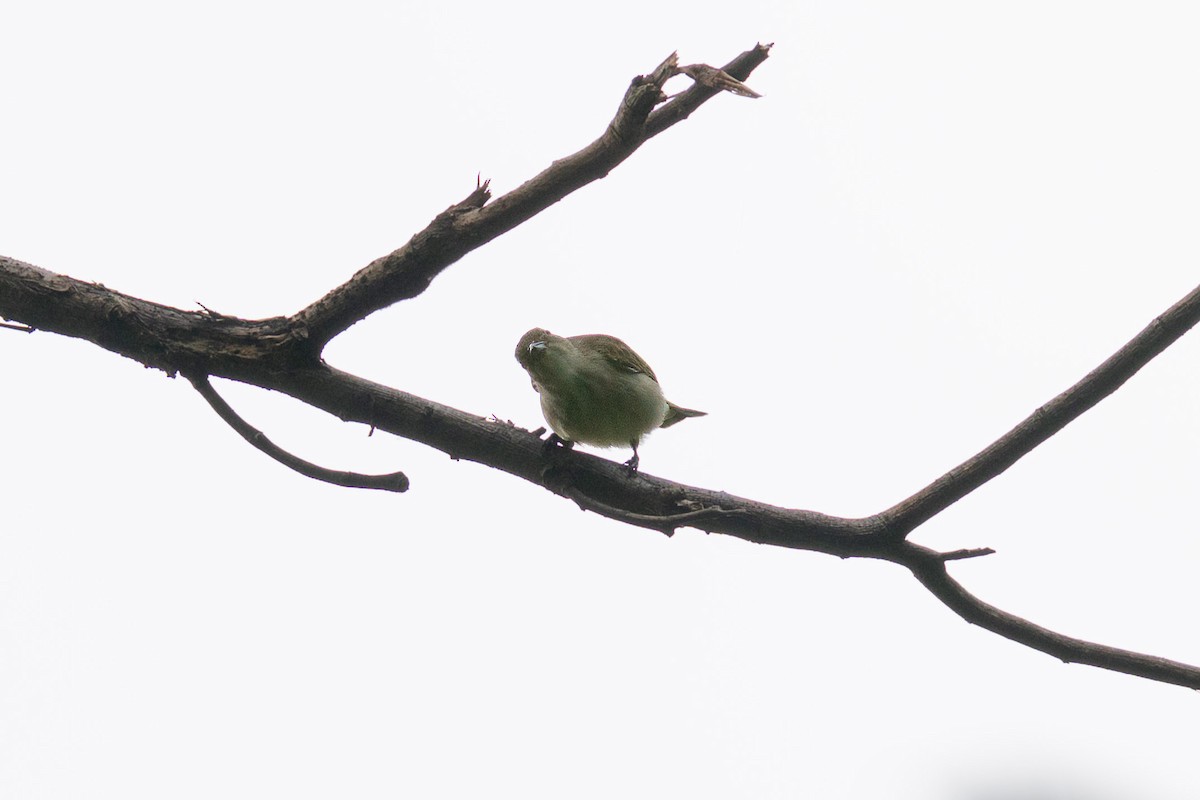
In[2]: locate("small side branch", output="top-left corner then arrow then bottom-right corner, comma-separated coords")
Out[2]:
677,63 -> 763,98
897,542 -> 1200,689
187,373 -> 409,493
939,547 -> 995,561
1,320 -> 35,332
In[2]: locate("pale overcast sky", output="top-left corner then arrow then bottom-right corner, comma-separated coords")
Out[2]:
3,2 -> 1199,798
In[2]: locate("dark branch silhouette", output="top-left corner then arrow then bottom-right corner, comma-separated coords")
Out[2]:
2,44 -> 1198,689
678,63 -> 763,98
295,46 -> 772,351
896,541 -> 1200,688
188,373 -> 410,493
874,283 -> 1200,540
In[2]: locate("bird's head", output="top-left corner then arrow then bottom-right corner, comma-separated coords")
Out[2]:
515,327 -> 561,371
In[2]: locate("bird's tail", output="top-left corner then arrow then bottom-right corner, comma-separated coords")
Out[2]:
661,402 -> 707,429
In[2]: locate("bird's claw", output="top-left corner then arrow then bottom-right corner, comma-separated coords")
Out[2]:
542,432 -> 574,456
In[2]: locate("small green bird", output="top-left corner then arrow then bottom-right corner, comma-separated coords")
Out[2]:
515,327 -> 706,472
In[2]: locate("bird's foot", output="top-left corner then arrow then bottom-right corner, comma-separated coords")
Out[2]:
621,452 -> 640,476
538,433 -> 577,488
542,432 -> 574,456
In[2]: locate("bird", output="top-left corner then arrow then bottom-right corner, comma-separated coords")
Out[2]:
515,327 -> 706,473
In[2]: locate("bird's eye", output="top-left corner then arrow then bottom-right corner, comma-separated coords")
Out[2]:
529,341 -> 546,352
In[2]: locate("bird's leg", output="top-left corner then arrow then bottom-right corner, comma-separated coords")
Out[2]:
537,433 -> 578,487
538,432 -> 577,484
622,442 -> 641,475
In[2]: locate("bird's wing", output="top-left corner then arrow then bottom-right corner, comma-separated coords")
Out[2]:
571,334 -> 660,383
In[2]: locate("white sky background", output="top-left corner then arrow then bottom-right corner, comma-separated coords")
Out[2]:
3,1 -> 1199,797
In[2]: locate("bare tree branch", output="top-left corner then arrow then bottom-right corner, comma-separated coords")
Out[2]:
187,373 -> 409,492
896,542 -> 1200,689
678,63 -> 763,98
294,44 -> 773,351
0,255 -> 301,376
2,45 -> 1198,689
938,548 -> 996,562
646,46 -> 771,136
874,284 -> 1200,540
562,485 -> 751,537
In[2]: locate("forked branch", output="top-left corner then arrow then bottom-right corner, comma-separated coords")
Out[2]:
1,45 -> 1197,689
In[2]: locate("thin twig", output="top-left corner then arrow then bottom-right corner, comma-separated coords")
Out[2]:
0,320 -> 34,332
939,547 -> 995,562
187,373 -> 409,492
